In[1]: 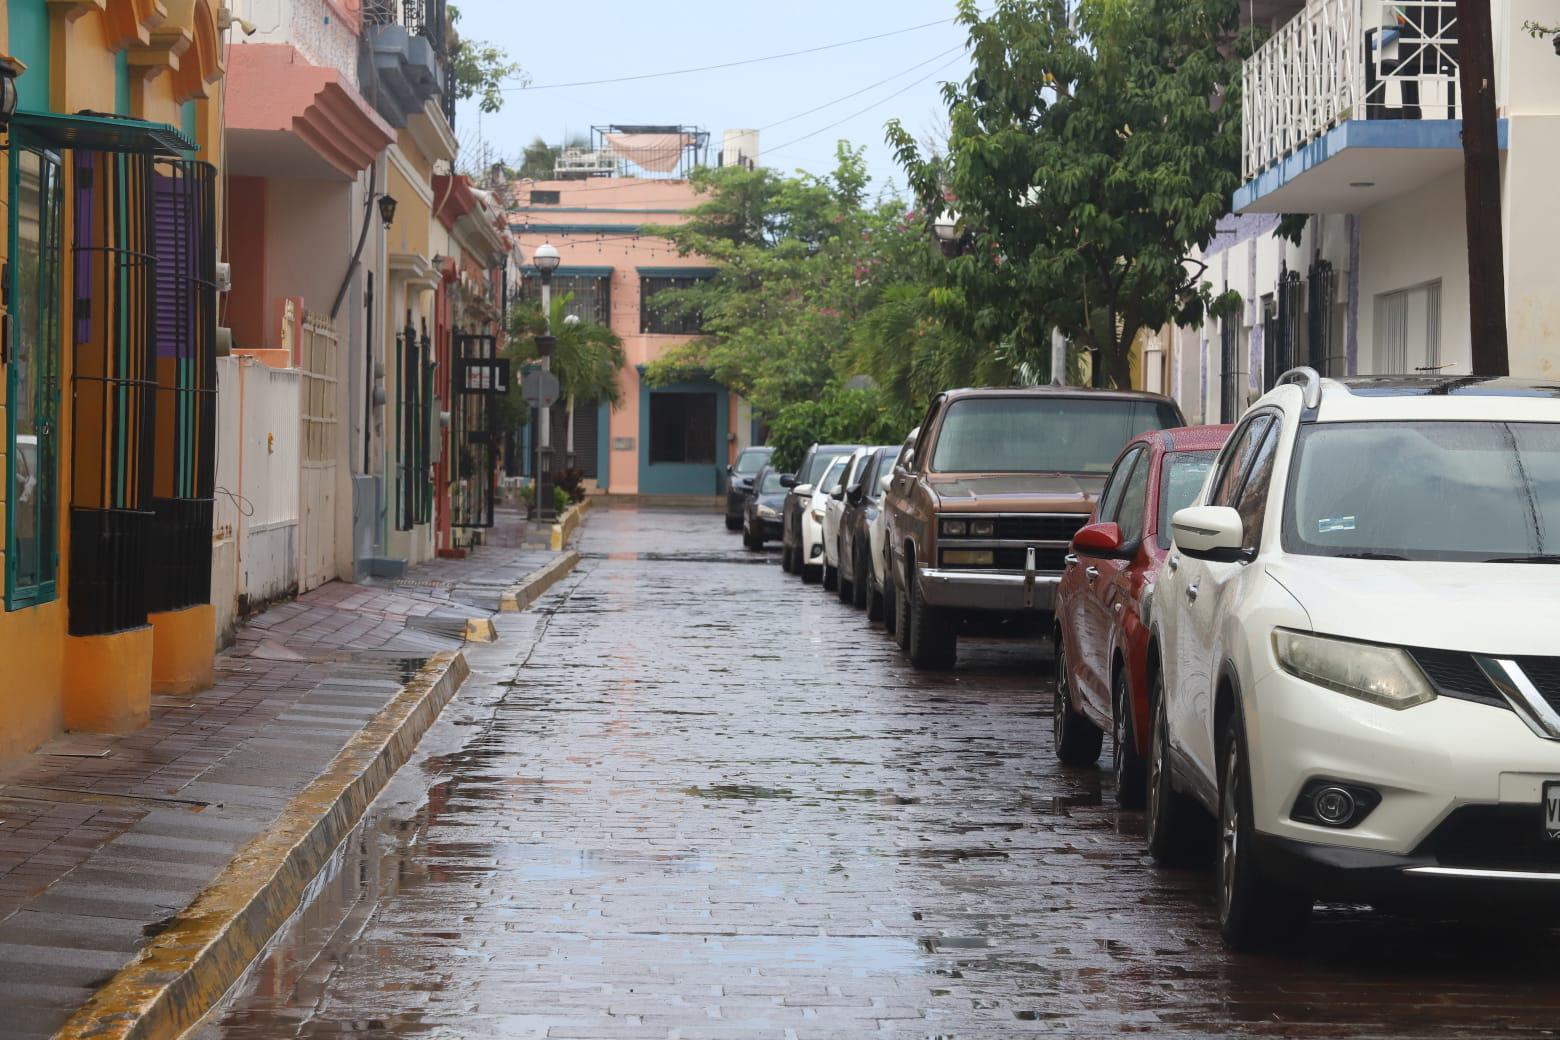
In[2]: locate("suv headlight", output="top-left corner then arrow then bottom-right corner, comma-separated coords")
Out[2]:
757,504 -> 779,520
1272,629 -> 1435,710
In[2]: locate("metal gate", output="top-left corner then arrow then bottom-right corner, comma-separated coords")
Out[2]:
1307,259 -> 1337,375
1264,267 -> 1304,392
451,333 -> 507,529
299,311 -> 338,591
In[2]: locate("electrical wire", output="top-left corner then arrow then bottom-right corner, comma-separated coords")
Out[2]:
759,45 -> 965,132
504,17 -> 956,92
765,53 -> 969,156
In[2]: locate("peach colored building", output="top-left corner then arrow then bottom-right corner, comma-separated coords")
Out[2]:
509,177 -> 754,497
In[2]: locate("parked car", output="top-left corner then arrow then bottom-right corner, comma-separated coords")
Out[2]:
781,444 -> 858,579
802,455 -> 851,585
742,464 -> 787,549
1052,424 -> 1231,806
874,430 -> 918,635
822,448 -> 874,591
1148,370 -> 1560,949
725,446 -> 774,531
885,387 -> 1184,668
837,445 -> 902,612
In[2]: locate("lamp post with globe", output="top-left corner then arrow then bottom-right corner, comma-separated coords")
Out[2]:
532,243 -> 561,521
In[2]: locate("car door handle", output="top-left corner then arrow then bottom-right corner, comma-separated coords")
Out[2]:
1168,554 -> 1179,572
1064,553 -> 1079,568
1185,583 -> 1200,602
1085,566 -> 1100,581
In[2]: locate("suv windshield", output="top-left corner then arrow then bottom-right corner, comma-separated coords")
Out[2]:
734,449 -> 769,476
818,458 -> 848,493
1285,421 -> 1560,561
930,397 -> 1182,474
801,451 -> 849,487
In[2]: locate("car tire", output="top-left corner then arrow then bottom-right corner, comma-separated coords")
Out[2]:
852,548 -> 869,610
1146,673 -> 1201,865
882,569 -> 897,633
822,560 -> 837,590
1053,640 -> 1103,766
725,514 -> 742,532
1217,713 -> 1312,950
892,570 -> 911,649
907,571 -> 957,670
781,543 -> 794,573
1113,668 -> 1148,809
802,560 -> 821,584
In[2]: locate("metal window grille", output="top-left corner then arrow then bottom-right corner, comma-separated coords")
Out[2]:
451,333 -> 498,529
1307,259 -> 1338,376
1264,268 -> 1304,392
395,318 -> 433,530
146,157 -> 218,616
69,150 -> 157,636
1218,316 -> 1238,423
640,275 -> 707,335
301,312 -> 339,464
521,273 -> 610,327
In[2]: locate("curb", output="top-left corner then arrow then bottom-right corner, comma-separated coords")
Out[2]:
500,550 -> 581,613
53,651 -> 472,1040
549,497 -> 592,551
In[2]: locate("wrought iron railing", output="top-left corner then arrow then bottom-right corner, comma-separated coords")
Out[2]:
363,0 -> 456,128
1243,0 -> 1460,179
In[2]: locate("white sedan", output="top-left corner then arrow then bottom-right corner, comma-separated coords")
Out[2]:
822,448 -> 873,591
800,455 -> 848,585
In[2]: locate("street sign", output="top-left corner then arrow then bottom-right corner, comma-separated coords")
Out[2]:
521,369 -> 561,409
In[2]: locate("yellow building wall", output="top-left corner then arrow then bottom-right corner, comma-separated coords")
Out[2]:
0,1 -> 225,762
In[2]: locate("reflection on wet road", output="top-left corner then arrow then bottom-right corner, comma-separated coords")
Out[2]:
206,506 -> 1560,1038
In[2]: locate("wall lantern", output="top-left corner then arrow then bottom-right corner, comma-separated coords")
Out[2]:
0,56 -> 25,134
378,193 -> 398,230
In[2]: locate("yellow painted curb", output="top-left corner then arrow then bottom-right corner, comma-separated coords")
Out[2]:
54,651 -> 472,1040
498,550 -> 581,614
464,617 -> 498,643
549,496 -> 591,551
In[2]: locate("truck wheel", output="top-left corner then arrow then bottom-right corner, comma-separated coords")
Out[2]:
907,572 -> 957,669
1217,713 -> 1312,950
892,571 -> 911,650
1053,640 -> 1103,766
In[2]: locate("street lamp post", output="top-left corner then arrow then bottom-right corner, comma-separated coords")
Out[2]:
532,242 -> 561,522
562,313 -> 581,471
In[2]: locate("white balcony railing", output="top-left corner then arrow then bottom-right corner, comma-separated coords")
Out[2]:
1243,0 -> 1460,180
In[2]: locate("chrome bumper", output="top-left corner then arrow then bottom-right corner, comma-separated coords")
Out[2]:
916,567 -> 1062,612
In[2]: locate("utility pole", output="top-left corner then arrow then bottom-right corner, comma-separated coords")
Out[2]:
1457,0 -> 1509,376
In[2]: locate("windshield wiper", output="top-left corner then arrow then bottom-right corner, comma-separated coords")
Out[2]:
1485,554 -> 1560,564
1332,552 -> 1409,561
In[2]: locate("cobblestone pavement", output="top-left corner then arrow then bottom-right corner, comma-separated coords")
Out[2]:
207,506 -> 1560,1039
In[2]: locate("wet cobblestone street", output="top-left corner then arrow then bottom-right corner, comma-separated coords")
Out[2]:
207,507 -> 1560,1039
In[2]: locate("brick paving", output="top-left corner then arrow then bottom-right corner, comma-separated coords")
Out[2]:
204,505 -> 1560,1040
0,508 -> 557,1038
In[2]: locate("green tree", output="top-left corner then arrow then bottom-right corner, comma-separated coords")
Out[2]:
888,0 -> 1249,389
498,293 -> 627,446
447,4 -> 526,114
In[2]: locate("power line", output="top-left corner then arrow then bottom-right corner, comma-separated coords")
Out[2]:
765,54 -> 969,156
505,17 -> 955,92
759,45 -> 965,132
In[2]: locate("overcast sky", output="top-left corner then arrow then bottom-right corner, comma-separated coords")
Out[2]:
450,0 -> 973,198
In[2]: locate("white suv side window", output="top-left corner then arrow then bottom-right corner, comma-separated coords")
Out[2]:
1209,415 -> 1274,510
1233,422 -> 1281,553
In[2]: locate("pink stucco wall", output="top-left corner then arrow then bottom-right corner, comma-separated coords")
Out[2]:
510,178 -> 743,495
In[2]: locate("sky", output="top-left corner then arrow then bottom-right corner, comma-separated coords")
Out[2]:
449,0 -> 974,199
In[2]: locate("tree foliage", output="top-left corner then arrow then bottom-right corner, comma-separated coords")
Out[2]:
496,294 -> 627,436
447,4 -> 526,114
889,0 -> 1249,389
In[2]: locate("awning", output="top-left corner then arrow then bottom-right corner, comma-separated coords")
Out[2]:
12,110 -> 196,155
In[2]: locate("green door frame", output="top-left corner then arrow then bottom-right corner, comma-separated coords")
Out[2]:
5,134 -> 64,609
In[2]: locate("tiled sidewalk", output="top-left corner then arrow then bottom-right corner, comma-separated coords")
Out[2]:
0,512 -> 557,1038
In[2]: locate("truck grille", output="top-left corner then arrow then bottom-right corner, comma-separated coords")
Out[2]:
990,547 -> 1070,571
992,515 -> 1089,542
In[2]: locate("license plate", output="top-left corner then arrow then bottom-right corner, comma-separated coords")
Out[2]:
1546,782 -> 1560,840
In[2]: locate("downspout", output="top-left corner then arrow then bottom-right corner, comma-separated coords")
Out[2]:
331,164 -> 379,474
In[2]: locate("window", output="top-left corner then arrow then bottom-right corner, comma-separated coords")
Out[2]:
6,142 -> 64,609
1219,316 -> 1239,423
147,157 -> 219,615
1234,422 -> 1280,551
640,274 -> 709,335
1097,448 -> 1144,529
929,397 -> 1182,475
395,317 -> 433,530
732,448 -> 769,477
451,334 -> 499,529
69,149 -> 158,636
1157,451 -> 1219,549
1210,416 -> 1274,509
529,190 -> 561,205
868,447 -> 900,500
521,271 -> 610,327
1374,281 -> 1443,374
649,392 -> 716,464
1114,453 -> 1152,545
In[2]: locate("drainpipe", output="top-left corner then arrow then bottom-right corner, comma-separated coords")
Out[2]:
331,164 -> 380,476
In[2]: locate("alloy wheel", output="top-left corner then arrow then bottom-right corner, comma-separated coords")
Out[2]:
1052,646 -> 1069,748
1147,698 -> 1165,838
1219,742 -> 1241,927
1113,698 -> 1128,792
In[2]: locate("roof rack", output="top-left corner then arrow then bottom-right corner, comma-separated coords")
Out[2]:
1276,367 -> 1323,409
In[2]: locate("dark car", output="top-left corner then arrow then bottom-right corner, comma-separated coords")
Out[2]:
833,445 -> 901,612
1052,424 -> 1231,807
725,446 -> 774,531
742,465 -> 787,549
780,443 -> 857,576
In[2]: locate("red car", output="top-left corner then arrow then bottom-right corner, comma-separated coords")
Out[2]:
1052,424 -> 1232,806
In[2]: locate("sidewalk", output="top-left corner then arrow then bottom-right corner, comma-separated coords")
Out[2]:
0,508 -> 568,1038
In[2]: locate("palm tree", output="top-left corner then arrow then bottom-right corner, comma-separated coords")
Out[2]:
506,292 -> 626,470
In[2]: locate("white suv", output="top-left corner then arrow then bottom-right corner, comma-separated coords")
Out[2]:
1148,369 -> 1560,949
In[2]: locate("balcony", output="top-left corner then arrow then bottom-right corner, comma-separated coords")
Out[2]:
362,0 -> 456,130
1235,0 -> 1496,213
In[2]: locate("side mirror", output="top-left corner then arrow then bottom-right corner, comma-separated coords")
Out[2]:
1171,506 -> 1247,561
795,484 -> 814,496
879,473 -> 893,494
902,448 -> 916,470
739,478 -> 754,491
779,474 -> 797,489
847,486 -> 864,506
1072,521 -> 1125,556
830,488 -> 844,501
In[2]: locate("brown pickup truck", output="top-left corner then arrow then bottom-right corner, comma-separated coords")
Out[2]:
884,386 -> 1184,669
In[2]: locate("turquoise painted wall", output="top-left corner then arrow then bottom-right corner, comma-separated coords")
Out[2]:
10,0 -> 50,112
637,378 -> 728,496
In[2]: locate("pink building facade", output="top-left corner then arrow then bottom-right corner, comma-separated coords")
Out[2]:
509,178 -> 754,497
